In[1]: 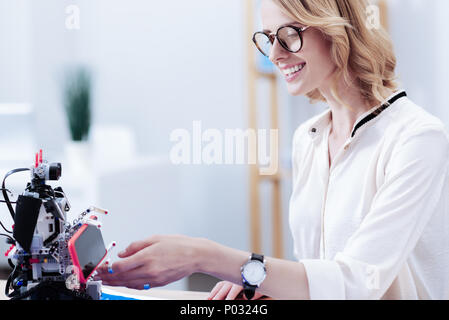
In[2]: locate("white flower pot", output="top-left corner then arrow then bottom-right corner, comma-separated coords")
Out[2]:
64,140 -> 92,177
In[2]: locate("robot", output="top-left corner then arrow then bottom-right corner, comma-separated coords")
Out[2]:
1,150 -> 113,300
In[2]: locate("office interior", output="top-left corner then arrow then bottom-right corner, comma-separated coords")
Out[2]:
0,0 -> 448,292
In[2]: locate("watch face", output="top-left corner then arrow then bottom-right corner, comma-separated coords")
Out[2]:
242,260 -> 266,285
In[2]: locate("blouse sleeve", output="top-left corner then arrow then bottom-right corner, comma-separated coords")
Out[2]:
300,127 -> 449,299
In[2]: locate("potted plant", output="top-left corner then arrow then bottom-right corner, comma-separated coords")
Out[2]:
63,67 -> 92,176
64,67 -> 91,142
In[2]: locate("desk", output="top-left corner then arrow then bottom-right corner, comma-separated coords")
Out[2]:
0,280 -> 209,300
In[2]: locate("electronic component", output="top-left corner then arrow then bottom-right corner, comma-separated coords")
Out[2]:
0,150 -> 113,300
68,224 -> 107,284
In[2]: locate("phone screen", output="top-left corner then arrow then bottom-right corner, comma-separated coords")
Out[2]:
73,225 -> 107,279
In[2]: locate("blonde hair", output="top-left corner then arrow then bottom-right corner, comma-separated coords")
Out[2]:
272,0 -> 399,107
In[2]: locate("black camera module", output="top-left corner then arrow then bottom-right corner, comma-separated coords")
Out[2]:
48,163 -> 62,181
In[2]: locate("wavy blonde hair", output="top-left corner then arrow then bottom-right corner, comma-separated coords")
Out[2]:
272,0 -> 399,107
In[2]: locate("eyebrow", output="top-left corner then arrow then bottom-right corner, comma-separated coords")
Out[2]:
262,21 -> 303,33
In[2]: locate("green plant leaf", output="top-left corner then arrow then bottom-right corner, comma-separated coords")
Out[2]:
64,67 -> 92,142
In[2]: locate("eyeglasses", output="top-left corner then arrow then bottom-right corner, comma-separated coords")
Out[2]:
252,25 -> 310,58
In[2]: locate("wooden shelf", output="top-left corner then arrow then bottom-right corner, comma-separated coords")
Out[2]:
246,0 -> 283,259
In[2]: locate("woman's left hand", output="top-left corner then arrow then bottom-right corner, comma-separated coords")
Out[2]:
94,234 -> 206,290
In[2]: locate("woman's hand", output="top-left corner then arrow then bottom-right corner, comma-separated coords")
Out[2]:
207,281 -> 266,300
94,234 -> 207,290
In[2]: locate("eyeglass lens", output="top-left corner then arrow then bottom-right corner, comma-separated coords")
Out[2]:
254,26 -> 302,57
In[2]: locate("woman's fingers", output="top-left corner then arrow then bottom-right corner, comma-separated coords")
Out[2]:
213,282 -> 233,300
226,284 -> 243,300
95,263 -> 149,284
207,281 -> 243,300
95,248 -> 150,280
118,236 -> 159,258
98,254 -> 143,275
207,281 -> 225,300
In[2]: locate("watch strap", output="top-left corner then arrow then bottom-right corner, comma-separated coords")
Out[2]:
251,253 -> 264,263
243,282 -> 257,300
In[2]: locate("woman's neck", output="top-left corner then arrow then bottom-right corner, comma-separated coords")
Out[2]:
319,76 -> 392,140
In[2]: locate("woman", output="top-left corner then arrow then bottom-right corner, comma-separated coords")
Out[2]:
95,0 -> 449,299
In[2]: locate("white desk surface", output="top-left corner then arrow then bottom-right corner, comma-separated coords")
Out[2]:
0,280 -> 209,300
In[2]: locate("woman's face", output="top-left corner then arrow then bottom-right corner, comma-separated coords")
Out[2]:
261,0 -> 337,96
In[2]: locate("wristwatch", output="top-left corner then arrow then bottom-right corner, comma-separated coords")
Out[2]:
240,253 -> 266,300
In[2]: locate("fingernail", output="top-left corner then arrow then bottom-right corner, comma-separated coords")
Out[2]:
119,250 -> 126,256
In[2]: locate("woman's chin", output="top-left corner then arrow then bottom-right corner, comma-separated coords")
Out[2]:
287,83 -> 307,97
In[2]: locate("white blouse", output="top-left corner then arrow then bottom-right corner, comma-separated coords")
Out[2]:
289,90 -> 449,299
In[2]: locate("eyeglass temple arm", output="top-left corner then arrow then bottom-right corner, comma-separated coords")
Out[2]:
265,25 -> 309,37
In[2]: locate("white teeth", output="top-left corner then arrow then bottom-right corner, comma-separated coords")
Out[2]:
283,63 -> 305,76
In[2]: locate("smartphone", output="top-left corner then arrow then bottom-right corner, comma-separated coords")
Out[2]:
68,224 -> 107,284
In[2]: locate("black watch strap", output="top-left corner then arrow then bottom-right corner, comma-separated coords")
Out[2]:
243,283 -> 257,300
251,253 -> 264,263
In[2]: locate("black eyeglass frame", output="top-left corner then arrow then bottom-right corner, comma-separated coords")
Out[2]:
252,25 -> 310,57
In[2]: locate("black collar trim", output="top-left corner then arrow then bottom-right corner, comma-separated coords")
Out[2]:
351,91 -> 407,138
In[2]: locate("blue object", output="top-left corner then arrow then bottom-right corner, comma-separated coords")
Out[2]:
256,54 -> 275,74
143,284 -> 150,290
100,292 -> 138,300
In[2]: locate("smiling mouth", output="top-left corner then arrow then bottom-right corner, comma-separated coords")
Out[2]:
282,63 -> 306,77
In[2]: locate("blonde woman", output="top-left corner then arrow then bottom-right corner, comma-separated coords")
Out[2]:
95,0 -> 449,300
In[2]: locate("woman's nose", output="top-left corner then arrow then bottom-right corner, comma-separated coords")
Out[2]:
269,38 -> 289,64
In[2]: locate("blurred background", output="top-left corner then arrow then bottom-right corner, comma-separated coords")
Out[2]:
0,0 -> 448,291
